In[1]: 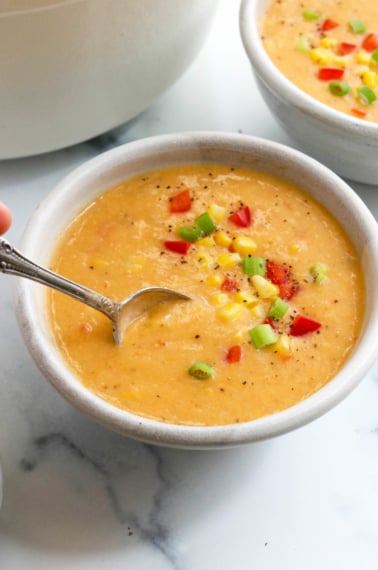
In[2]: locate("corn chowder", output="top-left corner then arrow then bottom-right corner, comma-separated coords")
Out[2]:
48,164 -> 364,426
262,0 -> 378,121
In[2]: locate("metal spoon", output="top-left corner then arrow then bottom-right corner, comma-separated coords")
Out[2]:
0,236 -> 190,344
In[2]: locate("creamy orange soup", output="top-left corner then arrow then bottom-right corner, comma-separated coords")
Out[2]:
49,164 -> 364,426
262,0 -> 378,121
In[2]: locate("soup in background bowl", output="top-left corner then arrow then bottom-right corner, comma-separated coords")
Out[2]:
240,0 -> 378,185
262,0 -> 378,122
15,132 -> 378,448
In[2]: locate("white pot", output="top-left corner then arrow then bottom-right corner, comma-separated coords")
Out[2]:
0,0 -> 218,158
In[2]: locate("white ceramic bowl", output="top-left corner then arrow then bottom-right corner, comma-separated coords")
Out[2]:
0,0 -> 218,158
15,132 -> 378,448
240,0 -> 378,185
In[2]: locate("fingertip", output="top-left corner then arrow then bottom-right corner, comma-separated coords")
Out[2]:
0,202 -> 12,234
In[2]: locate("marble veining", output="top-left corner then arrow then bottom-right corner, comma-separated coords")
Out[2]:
19,433 -> 128,525
19,433 -> 183,566
0,1 -> 378,568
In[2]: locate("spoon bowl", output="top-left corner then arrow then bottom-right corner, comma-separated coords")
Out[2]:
0,236 -> 190,344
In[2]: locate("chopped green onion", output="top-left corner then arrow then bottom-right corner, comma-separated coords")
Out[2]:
303,9 -> 321,20
309,263 -> 327,284
348,19 -> 366,34
178,225 -> 202,242
358,85 -> 377,104
188,361 -> 215,380
371,49 -> 378,64
242,255 -> 266,276
268,297 -> 289,319
195,212 -> 216,235
329,81 -> 350,96
296,33 -> 311,53
249,324 -> 277,349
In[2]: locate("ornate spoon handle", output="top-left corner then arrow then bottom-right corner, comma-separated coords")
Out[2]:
0,236 -> 117,318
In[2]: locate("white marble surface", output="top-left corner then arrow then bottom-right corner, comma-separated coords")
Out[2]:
1,1 -> 378,568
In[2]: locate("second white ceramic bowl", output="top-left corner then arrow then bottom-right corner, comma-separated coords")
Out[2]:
240,0 -> 378,185
15,132 -> 378,448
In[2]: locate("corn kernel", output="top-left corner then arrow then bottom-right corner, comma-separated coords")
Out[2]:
218,302 -> 244,321
214,230 -> 232,248
207,274 -> 223,287
217,252 -> 241,268
332,55 -> 350,68
320,37 -> 337,49
274,334 -> 292,359
234,290 -> 258,306
265,39 -> 275,52
196,235 -> 215,247
251,275 -> 280,299
362,70 -> 378,88
249,303 -> 266,319
232,236 -> 257,256
195,252 -> 212,269
233,330 -> 244,343
288,242 -> 302,254
89,258 -> 108,269
118,389 -> 140,402
207,203 -> 226,222
125,254 -> 145,273
356,51 -> 371,65
355,65 -> 370,78
310,48 -> 332,65
210,292 -> 229,306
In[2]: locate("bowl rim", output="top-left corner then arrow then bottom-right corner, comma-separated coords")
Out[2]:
15,131 -> 378,448
239,0 -> 378,138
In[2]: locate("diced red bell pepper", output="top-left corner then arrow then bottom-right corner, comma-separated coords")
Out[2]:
266,260 -> 300,300
351,107 -> 367,118
279,280 -> 301,301
266,260 -> 291,285
361,33 -> 378,52
229,205 -> 252,227
169,189 -> 191,213
320,18 -> 338,31
337,42 -> 357,55
164,240 -> 192,254
290,315 -> 321,336
221,276 -> 238,293
225,345 -> 242,363
317,68 -> 344,80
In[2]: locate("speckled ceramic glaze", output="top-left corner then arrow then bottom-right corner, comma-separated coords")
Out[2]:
15,132 -> 378,448
240,0 -> 378,185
